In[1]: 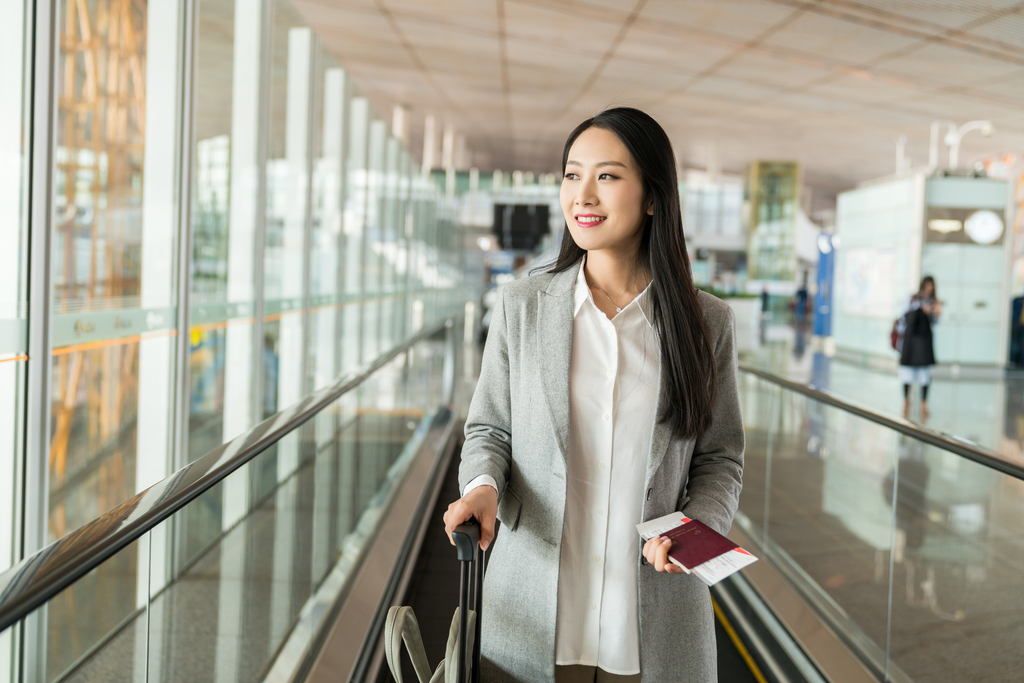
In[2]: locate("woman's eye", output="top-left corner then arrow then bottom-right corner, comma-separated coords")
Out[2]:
564,173 -> 578,180
599,173 -> 617,180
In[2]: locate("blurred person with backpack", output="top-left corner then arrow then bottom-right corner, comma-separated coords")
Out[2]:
899,276 -> 942,420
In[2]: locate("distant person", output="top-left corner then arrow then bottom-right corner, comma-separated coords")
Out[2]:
444,107 -> 744,683
760,286 -> 769,314
900,276 -> 942,419
795,283 -> 808,323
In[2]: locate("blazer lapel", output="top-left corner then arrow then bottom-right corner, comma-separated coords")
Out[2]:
537,263 -> 579,463
646,363 -> 674,488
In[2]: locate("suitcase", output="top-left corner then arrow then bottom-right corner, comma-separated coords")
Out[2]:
384,520 -> 484,683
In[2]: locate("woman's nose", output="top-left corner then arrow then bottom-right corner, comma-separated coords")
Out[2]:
575,179 -> 598,206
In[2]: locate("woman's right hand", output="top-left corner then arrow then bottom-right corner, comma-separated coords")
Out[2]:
444,485 -> 498,551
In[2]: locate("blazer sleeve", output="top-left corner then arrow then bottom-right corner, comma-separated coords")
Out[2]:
459,285 -> 513,498
682,305 -> 745,536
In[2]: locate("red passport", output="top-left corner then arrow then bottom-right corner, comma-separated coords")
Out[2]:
636,512 -> 758,585
662,518 -> 740,570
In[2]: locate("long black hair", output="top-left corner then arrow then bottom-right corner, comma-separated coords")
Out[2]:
917,275 -> 936,300
549,107 -> 717,439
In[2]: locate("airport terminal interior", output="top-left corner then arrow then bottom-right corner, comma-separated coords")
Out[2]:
1,0 -> 1023,681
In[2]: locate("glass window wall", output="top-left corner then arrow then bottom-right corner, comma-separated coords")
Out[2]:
45,0 -> 185,678
49,0 -> 183,541
0,0 -> 30,573
0,2 -> 30,679
0,0 -> 473,676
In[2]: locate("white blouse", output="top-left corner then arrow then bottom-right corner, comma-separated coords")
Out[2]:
465,263 -> 660,675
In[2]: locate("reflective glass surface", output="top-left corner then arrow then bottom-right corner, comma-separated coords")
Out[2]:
43,540 -> 142,682
308,48 -> 346,392
4,332 -> 448,683
0,2 -> 30,676
737,371 -> 1024,682
189,0 -> 261,465
49,0 -> 184,540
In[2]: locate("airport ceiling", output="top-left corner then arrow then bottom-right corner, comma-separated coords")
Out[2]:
295,0 -> 1024,197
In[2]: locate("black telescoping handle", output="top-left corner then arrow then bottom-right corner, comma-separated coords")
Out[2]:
452,519 -> 480,562
452,519 -> 483,683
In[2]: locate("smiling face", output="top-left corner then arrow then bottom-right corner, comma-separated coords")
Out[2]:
559,126 -> 652,257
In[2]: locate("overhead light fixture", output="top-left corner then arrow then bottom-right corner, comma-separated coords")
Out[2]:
477,236 -> 494,251
928,219 -> 962,234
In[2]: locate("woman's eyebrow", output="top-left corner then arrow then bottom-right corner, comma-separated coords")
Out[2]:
565,159 -> 628,168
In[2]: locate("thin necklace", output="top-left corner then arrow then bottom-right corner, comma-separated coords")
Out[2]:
587,277 -> 624,313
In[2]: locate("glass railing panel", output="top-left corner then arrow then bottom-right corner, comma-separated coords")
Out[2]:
737,372 -> 775,533
886,444 -> 1024,683
775,394 -> 896,657
139,330 -> 448,683
0,327 -> 452,683
27,538 -> 146,683
737,368 -> 1024,682
738,373 -> 898,669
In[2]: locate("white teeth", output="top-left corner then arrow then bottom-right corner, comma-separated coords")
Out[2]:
577,216 -> 605,223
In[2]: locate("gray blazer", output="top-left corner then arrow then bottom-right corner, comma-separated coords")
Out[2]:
460,261 -> 745,683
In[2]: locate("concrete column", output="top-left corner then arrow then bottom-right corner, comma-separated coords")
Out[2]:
314,66 -> 346,391
343,98 -> 369,374
454,134 -> 466,170
421,113 -> 436,172
215,0 -> 265,680
441,123 -> 455,169
275,27 -> 312,482
392,104 -> 409,145
134,0 -> 181,623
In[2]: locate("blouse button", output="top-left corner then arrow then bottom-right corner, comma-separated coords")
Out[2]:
591,603 -> 598,610
602,413 -> 609,422
606,369 -> 614,379
597,508 -> 604,515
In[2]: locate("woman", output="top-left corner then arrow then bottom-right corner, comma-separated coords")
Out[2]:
900,276 -> 941,420
443,108 -> 744,683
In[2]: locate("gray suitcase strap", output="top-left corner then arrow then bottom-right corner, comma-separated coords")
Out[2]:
384,605 -> 476,683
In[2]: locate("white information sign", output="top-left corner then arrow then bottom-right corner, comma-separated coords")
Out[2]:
842,247 -> 895,318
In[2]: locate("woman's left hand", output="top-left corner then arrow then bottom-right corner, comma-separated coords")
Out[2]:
642,536 -> 686,574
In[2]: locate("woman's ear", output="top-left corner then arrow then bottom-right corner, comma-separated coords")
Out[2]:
646,201 -> 654,216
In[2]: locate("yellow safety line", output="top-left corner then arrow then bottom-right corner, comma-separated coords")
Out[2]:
711,596 -> 769,683
0,355 -> 28,364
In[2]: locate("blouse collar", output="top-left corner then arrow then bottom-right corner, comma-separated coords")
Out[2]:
572,258 -> 654,327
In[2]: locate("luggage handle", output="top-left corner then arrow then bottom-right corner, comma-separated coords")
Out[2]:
451,518 -> 484,683
452,519 -> 480,562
